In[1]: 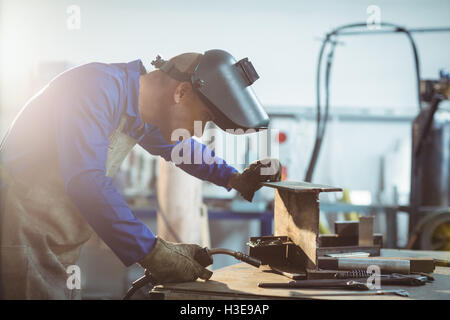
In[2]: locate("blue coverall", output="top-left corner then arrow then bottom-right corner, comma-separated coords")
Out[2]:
0,60 -> 237,266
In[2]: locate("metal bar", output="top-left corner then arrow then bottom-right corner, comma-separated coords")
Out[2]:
337,27 -> 450,36
385,207 -> 398,248
262,180 -> 342,193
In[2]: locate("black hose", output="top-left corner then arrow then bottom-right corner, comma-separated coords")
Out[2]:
208,248 -> 262,268
305,22 -> 425,182
124,247 -> 262,299
305,39 -> 337,182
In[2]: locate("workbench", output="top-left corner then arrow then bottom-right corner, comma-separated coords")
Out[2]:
149,249 -> 450,300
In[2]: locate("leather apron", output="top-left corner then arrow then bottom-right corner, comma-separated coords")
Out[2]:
0,115 -> 137,299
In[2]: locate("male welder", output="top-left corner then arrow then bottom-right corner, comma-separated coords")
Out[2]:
0,50 -> 281,299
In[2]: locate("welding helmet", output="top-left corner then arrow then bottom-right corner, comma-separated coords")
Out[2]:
151,49 -> 269,132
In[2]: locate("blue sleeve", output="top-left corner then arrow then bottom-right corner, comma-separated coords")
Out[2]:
53,65 -> 156,266
139,129 -> 238,189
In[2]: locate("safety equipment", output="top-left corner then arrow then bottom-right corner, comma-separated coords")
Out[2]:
229,158 -> 282,202
151,49 -> 270,131
138,237 -> 213,283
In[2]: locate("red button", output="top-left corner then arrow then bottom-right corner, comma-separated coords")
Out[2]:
277,132 -> 287,143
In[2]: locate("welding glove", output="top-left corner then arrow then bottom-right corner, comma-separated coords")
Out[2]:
138,237 -> 213,284
229,158 -> 282,202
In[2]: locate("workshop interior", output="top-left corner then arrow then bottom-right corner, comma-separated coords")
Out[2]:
0,0 -> 449,301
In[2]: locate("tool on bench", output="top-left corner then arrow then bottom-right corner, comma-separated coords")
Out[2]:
306,268 -> 432,283
258,272 -> 427,289
412,272 -> 434,281
333,270 -> 428,284
258,280 -> 410,297
267,265 -> 306,280
303,289 -> 410,298
259,279 -> 371,290
123,247 -> 262,299
318,256 -> 436,274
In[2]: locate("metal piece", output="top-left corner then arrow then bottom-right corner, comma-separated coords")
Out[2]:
247,235 -> 307,268
309,289 -> 410,298
258,279 -> 370,290
308,269 -> 427,286
262,181 -> 342,193
263,181 -> 342,270
273,190 -> 320,270
317,246 -> 381,257
385,275 -> 427,286
338,258 -> 410,273
259,288 -> 410,298
247,235 -> 288,266
319,233 -> 383,248
334,221 -> 359,238
337,27 -> 450,36
336,272 -> 427,286
359,216 -> 374,246
335,270 -> 371,278
412,272 -> 434,281
318,257 -> 411,274
268,266 -> 306,280
247,236 -> 286,248
326,252 -> 371,258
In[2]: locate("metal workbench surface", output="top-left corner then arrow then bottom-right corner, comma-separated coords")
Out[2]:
150,249 -> 450,300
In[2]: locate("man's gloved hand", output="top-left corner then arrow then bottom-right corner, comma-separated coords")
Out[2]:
139,237 -> 213,284
229,158 -> 282,202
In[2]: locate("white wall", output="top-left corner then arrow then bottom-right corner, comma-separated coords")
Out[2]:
2,0 -> 450,121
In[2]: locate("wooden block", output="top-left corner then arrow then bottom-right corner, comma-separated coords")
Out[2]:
273,189 -> 319,270
359,216 -> 374,246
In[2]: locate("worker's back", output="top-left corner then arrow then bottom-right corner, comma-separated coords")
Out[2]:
0,62 -> 125,185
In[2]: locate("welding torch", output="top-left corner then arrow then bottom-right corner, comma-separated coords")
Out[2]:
194,247 -> 262,268
123,247 -> 261,299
